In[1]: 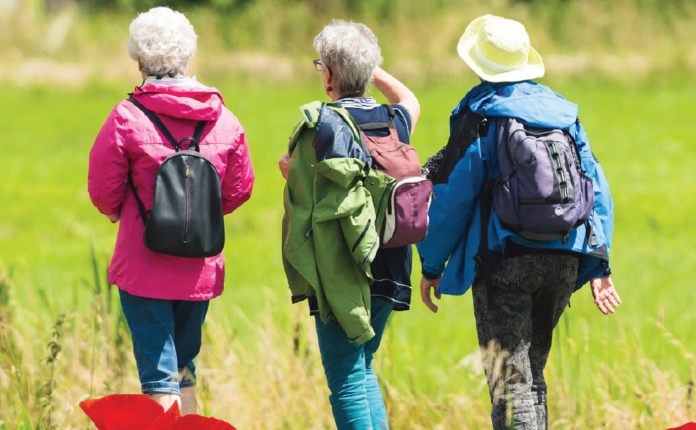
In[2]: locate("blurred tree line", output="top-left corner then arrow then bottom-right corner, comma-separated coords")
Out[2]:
21,0 -> 694,77
46,0 -> 694,17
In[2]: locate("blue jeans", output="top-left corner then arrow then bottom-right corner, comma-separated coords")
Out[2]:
315,299 -> 394,430
119,289 -> 209,396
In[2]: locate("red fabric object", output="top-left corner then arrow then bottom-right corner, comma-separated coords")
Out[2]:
79,394 -> 236,430
80,395 -> 169,430
667,424 -> 696,430
87,80 -> 255,301
144,403 -> 181,430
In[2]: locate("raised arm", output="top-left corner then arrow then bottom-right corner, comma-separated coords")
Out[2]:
371,67 -> 420,134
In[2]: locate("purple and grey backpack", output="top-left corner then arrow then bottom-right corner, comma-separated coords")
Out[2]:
493,118 -> 594,244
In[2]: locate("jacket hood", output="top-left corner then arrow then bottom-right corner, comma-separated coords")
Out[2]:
131,81 -> 225,121
454,81 -> 579,130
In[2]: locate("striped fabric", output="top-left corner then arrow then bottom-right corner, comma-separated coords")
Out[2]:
336,97 -> 413,136
334,96 -> 381,110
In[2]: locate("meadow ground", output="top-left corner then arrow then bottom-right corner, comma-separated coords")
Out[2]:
0,75 -> 695,429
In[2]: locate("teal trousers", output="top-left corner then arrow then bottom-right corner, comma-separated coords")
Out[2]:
315,299 -> 393,430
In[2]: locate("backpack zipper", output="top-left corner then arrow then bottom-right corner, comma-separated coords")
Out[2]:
184,156 -> 191,250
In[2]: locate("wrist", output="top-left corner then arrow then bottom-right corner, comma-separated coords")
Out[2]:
422,269 -> 440,281
601,260 -> 611,277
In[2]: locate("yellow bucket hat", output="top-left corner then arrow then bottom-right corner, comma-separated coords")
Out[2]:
457,15 -> 544,83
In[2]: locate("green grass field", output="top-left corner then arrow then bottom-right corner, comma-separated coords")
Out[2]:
1,75 -> 695,429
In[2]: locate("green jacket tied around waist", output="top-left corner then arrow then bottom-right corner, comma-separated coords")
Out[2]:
282,101 -> 395,345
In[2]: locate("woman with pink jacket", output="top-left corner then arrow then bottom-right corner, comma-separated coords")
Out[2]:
88,7 -> 254,415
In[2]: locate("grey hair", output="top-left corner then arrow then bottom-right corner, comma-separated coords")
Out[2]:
313,20 -> 383,96
128,7 -> 198,78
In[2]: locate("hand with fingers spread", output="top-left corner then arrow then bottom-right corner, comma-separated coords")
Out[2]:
420,276 -> 442,313
591,276 -> 621,315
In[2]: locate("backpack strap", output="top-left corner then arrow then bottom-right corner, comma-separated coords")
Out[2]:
432,109 -> 491,186
127,97 -> 182,151
475,176 -> 498,310
193,120 -> 207,144
128,171 -> 148,226
177,121 -> 207,152
471,115 -> 501,311
357,104 -> 396,131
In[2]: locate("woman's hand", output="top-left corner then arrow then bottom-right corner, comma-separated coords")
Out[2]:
591,277 -> 621,315
279,153 -> 290,180
420,276 -> 442,313
106,213 -> 120,223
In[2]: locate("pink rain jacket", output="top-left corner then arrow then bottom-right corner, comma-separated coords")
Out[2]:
88,81 -> 254,301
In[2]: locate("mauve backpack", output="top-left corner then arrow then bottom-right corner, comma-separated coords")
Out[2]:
357,105 -> 432,249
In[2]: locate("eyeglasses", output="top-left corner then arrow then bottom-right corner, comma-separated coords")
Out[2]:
313,59 -> 331,75
313,59 -> 323,72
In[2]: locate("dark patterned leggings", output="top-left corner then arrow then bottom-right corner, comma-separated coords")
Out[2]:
472,254 -> 579,430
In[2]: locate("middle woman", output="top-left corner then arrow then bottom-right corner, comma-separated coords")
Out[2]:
279,20 -> 420,430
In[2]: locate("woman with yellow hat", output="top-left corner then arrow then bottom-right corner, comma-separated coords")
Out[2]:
417,15 -> 621,430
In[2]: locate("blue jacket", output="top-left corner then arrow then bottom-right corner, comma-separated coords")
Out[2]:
416,81 -> 614,295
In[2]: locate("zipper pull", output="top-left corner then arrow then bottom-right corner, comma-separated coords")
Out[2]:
185,164 -> 190,177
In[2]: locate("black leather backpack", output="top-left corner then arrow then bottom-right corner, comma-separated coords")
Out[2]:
127,97 -> 225,258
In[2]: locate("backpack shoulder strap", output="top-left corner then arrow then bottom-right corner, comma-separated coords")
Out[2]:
432,108 -> 490,186
178,121 -> 208,152
127,97 -> 181,151
474,174 -> 500,309
357,104 -> 396,131
193,120 -> 206,143
128,171 -> 148,226
568,117 -> 586,170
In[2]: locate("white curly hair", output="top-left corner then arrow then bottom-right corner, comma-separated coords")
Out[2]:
313,20 -> 383,97
128,7 -> 198,78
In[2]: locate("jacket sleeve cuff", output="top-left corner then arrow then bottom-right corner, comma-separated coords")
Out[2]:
422,270 -> 440,281
586,259 -> 611,282
352,326 -> 375,345
589,266 -> 610,280
421,260 -> 444,281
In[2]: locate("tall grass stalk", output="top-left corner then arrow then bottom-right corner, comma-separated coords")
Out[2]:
37,311 -> 67,429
